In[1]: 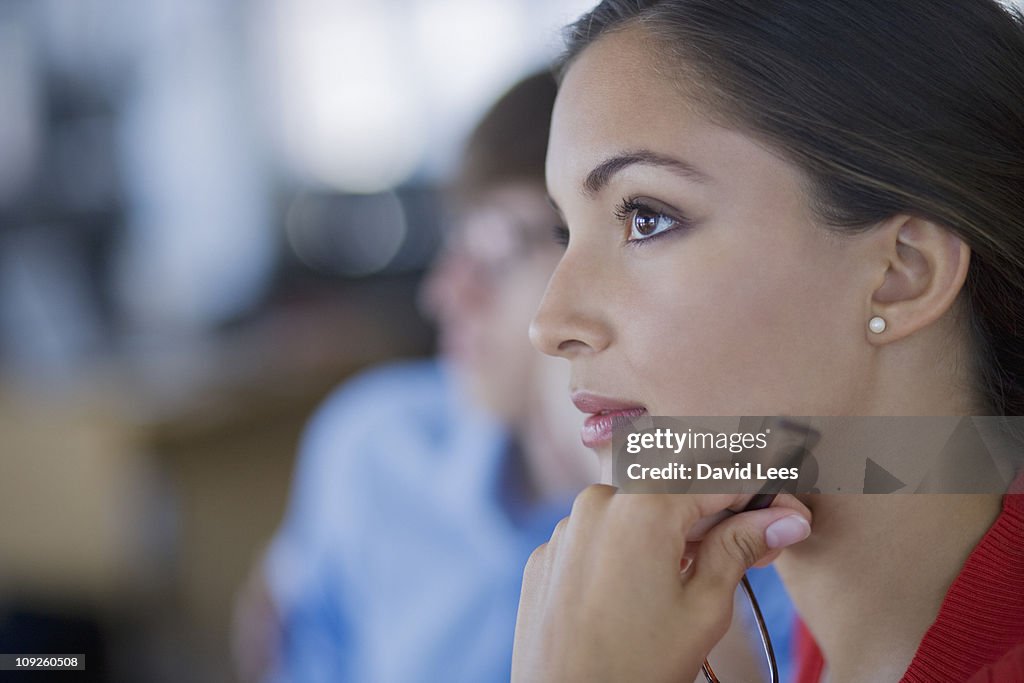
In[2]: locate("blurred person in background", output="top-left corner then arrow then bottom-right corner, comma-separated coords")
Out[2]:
231,71 -> 599,683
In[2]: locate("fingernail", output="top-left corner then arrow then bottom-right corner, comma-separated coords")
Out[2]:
765,515 -> 811,549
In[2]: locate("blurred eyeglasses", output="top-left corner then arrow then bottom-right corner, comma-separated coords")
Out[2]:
444,215 -> 558,280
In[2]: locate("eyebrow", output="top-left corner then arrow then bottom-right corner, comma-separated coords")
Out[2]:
582,150 -> 712,197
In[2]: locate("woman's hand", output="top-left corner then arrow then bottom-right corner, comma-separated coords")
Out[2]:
512,487 -> 812,683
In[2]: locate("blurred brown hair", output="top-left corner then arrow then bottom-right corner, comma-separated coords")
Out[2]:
453,70 -> 557,202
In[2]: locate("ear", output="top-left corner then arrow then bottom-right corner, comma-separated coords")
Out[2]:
868,215 -> 970,344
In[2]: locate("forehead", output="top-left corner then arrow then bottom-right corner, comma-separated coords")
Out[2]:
548,27 -> 703,179
547,25 -> 794,201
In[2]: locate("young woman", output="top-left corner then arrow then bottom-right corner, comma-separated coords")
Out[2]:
512,1 -> 1024,681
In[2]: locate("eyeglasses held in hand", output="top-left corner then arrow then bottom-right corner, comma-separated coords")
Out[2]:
701,573 -> 779,683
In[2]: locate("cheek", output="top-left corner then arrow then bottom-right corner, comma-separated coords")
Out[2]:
619,234 -> 859,414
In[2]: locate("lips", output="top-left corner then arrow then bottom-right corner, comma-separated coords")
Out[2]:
572,391 -> 647,448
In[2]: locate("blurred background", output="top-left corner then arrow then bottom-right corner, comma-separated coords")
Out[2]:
0,0 -> 594,680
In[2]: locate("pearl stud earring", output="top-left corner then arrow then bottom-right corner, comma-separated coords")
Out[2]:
868,316 -> 886,334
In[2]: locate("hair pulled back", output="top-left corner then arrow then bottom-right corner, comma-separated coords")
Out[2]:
564,0 -> 1024,416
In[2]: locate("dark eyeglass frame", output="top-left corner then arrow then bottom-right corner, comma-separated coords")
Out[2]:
701,573 -> 779,683
700,417 -> 821,683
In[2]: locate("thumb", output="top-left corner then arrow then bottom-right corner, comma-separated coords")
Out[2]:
686,509 -> 811,599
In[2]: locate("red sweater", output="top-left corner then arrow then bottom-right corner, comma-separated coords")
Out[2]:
793,478 -> 1024,683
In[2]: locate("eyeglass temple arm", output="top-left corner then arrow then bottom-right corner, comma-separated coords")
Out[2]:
701,573 -> 779,683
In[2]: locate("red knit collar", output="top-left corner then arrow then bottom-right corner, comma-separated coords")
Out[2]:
793,476 -> 1024,683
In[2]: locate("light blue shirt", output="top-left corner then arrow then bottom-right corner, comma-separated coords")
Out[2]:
265,360 -> 569,683
265,359 -> 794,682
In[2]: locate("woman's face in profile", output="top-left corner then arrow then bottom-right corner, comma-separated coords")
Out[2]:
534,26 -> 887,448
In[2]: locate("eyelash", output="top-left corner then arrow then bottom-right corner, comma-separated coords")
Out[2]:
614,197 -> 689,245
549,197 -> 690,248
552,225 -> 570,246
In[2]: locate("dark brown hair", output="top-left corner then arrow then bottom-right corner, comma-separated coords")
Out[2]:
563,0 -> 1024,416
454,70 -> 557,202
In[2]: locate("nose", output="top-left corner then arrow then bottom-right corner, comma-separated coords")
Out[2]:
529,247 -> 612,358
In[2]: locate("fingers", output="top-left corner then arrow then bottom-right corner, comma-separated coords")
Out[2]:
551,487 -> 811,564
531,486 -> 812,605
686,507 -> 811,602
513,485 -> 813,682
539,486 -> 812,589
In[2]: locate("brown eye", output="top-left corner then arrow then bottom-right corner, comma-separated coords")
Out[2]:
629,207 -> 677,241
633,210 -> 660,236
